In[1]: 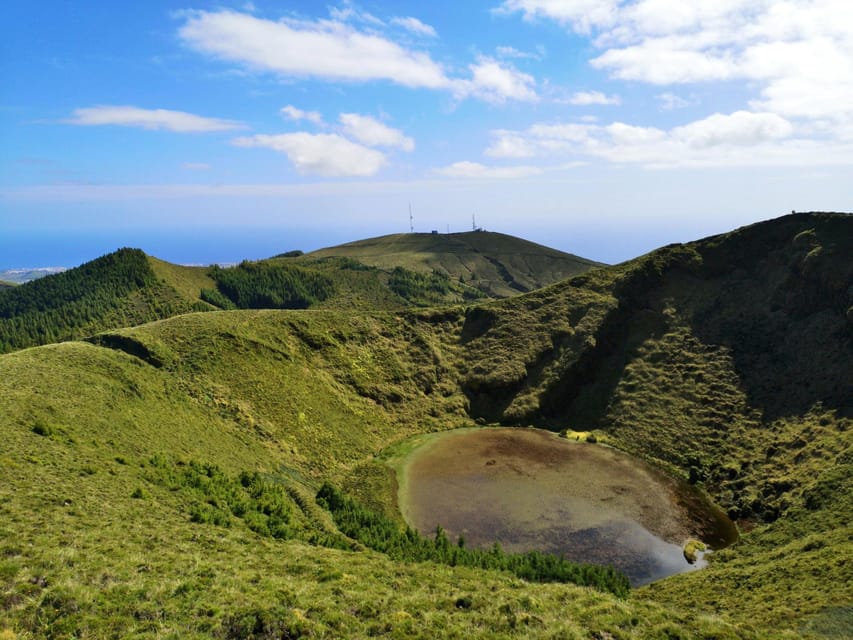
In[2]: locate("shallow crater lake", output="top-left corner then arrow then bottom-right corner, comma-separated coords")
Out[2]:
397,427 -> 737,586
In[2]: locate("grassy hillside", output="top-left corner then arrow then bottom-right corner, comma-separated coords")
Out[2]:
0,249 -> 209,354
306,231 -> 602,298
0,281 -> 15,289
0,212 -> 850,638
0,230 -> 591,353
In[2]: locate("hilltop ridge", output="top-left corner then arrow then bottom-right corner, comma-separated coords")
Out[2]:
305,230 -> 602,298
0,231 -> 601,353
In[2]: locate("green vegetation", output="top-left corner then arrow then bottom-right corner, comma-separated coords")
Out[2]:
307,230 -> 603,298
682,540 -> 706,564
316,483 -> 631,597
207,261 -> 336,309
0,249 -> 207,353
0,212 -> 850,638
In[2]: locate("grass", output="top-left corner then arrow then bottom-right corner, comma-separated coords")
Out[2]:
0,211 -> 850,638
305,230 -> 603,298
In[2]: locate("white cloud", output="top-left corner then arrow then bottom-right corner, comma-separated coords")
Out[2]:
497,0 -> 620,34
178,10 -> 449,89
338,113 -> 414,151
179,9 -> 541,104
671,111 -> 793,148
567,90 -> 621,105
391,16 -> 437,37
281,105 -> 324,125
457,57 -> 539,103
64,105 -> 244,132
499,0 -> 853,150
591,43 -> 737,84
232,133 -> 387,177
479,109 -> 853,168
434,161 -> 545,179
181,162 -> 211,170
329,3 -> 385,27
657,92 -> 690,110
484,132 -> 538,158
496,45 -> 542,60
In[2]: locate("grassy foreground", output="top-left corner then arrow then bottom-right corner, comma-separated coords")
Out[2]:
1,212 -> 851,638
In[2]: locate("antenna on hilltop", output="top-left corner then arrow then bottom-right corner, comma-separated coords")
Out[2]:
472,213 -> 476,232
409,203 -> 414,233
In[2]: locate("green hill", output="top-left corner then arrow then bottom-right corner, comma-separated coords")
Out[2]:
0,249 -> 211,354
0,231 -> 599,354
0,281 -> 15,289
305,230 -> 602,298
0,212 -> 850,638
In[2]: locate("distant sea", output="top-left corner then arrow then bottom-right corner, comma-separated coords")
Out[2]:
0,228 -> 353,271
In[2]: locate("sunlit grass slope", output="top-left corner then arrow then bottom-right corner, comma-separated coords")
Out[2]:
0,212 -> 850,638
1,320 -> 743,639
305,231 -> 602,298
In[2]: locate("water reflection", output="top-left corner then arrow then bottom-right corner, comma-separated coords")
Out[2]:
400,428 -> 736,586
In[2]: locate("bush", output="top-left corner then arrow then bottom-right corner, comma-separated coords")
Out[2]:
219,605 -> 309,639
31,421 -> 54,437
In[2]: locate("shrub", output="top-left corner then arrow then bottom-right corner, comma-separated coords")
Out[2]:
31,421 -> 53,437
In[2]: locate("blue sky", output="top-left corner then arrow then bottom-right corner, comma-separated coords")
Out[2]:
1,1 -> 851,267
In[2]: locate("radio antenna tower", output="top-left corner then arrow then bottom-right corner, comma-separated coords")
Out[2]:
409,203 -> 414,233
472,213 -> 476,231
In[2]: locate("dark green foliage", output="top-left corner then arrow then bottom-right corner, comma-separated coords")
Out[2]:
144,458 -> 351,549
208,261 -> 335,309
388,267 -> 450,303
145,457 -> 294,539
0,248 -> 202,353
219,605 -> 309,639
388,266 -> 483,306
31,421 -> 54,437
201,287 -> 238,310
316,483 -> 630,598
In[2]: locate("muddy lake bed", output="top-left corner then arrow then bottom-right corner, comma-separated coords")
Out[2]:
395,427 -> 737,586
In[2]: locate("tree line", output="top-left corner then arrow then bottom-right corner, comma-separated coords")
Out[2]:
0,248 -> 190,353
316,483 -> 630,598
204,261 -> 336,310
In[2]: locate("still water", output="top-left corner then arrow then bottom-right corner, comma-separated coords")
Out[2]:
398,428 -> 737,586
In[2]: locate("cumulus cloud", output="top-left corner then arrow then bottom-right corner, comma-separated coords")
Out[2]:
566,90 -> 621,105
391,16 -> 437,37
477,109 -> 853,168
179,9 -> 540,104
281,105 -> 324,125
496,0 -> 620,34
232,133 -> 387,177
338,113 -> 414,151
178,10 -> 448,89
499,0 -> 853,139
456,57 -> 539,103
64,105 -> 244,132
671,111 -> 793,148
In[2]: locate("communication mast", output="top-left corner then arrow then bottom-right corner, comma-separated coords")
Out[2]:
472,213 -> 476,231
409,203 -> 414,233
